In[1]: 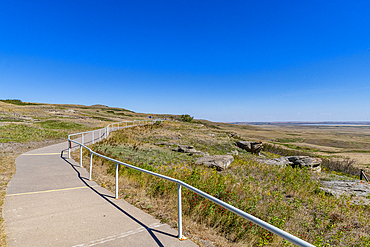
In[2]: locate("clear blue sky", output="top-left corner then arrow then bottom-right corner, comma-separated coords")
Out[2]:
1,0 -> 369,122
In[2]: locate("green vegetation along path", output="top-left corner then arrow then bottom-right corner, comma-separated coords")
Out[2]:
3,140 -> 197,246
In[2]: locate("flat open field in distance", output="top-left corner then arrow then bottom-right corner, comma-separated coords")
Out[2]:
222,123 -> 370,173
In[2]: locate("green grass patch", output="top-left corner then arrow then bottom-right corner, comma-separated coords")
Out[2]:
275,138 -> 305,143
274,143 -> 320,152
0,116 -> 24,122
95,144 -> 194,166
105,110 -> 133,117
91,116 -> 113,121
0,124 -> 66,143
36,120 -> 86,131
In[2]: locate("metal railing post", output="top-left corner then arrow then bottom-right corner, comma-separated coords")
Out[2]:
80,145 -> 83,167
68,140 -> 71,159
177,183 -> 184,240
115,163 -> 119,199
89,152 -> 93,180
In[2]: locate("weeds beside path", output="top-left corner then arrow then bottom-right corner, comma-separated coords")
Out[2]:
0,153 -> 16,246
80,122 -> 370,246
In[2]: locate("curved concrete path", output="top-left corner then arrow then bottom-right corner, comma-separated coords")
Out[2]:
3,140 -> 197,247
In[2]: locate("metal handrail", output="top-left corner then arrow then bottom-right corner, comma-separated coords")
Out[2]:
68,120 -> 315,247
360,169 -> 369,182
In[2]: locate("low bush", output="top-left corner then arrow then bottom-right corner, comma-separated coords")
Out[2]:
181,114 -> 194,123
321,158 -> 360,177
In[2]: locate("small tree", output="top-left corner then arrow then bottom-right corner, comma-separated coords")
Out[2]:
180,114 -> 194,122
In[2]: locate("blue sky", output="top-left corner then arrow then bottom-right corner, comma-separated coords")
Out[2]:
0,0 -> 369,122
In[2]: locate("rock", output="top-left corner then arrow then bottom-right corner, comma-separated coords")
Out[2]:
257,156 -> 322,172
195,155 -> 234,171
235,141 -> 263,155
173,145 -> 206,156
320,180 -> 370,205
287,156 -> 322,172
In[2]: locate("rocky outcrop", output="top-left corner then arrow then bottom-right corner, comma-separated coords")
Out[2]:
173,145 -> 207,156
235,141 -> 263,155
320,180 -> 370,205
257,156 -> 322,172
288,156 -> 322,172
195,155 -> 234,171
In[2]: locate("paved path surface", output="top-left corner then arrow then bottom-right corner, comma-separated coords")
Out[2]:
3,140 -> 197,247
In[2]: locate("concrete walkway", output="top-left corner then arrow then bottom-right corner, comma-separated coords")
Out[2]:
3,140 -> 197,246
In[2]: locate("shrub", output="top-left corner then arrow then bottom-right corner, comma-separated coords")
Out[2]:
321,158 -> 360,177
180,114 -> 194,123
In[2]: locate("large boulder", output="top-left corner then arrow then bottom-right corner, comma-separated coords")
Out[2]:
287,156 -> 321,172
235,141 -> 263,155
257,156 -> 322,172
195,155 -> 234,171
295,156 -> 322,172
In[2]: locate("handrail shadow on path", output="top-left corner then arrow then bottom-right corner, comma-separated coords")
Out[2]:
60,151 -> 177,247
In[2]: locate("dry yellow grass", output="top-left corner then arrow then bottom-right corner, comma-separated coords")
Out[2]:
0,153 -> 16,247
75,122 -> 370,246
3,99 -> 370,246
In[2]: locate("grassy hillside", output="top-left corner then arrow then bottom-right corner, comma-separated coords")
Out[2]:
75,121 -> 370,246
2,99 -> 370,246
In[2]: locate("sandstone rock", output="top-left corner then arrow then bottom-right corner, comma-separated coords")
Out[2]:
257,156 -> 322,172
287,156 -> 322,172
320,180 -> 370,205
235,141 -> 263,154
196,155 -> 234,171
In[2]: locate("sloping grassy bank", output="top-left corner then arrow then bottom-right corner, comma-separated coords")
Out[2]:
79,122 -> 370,246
